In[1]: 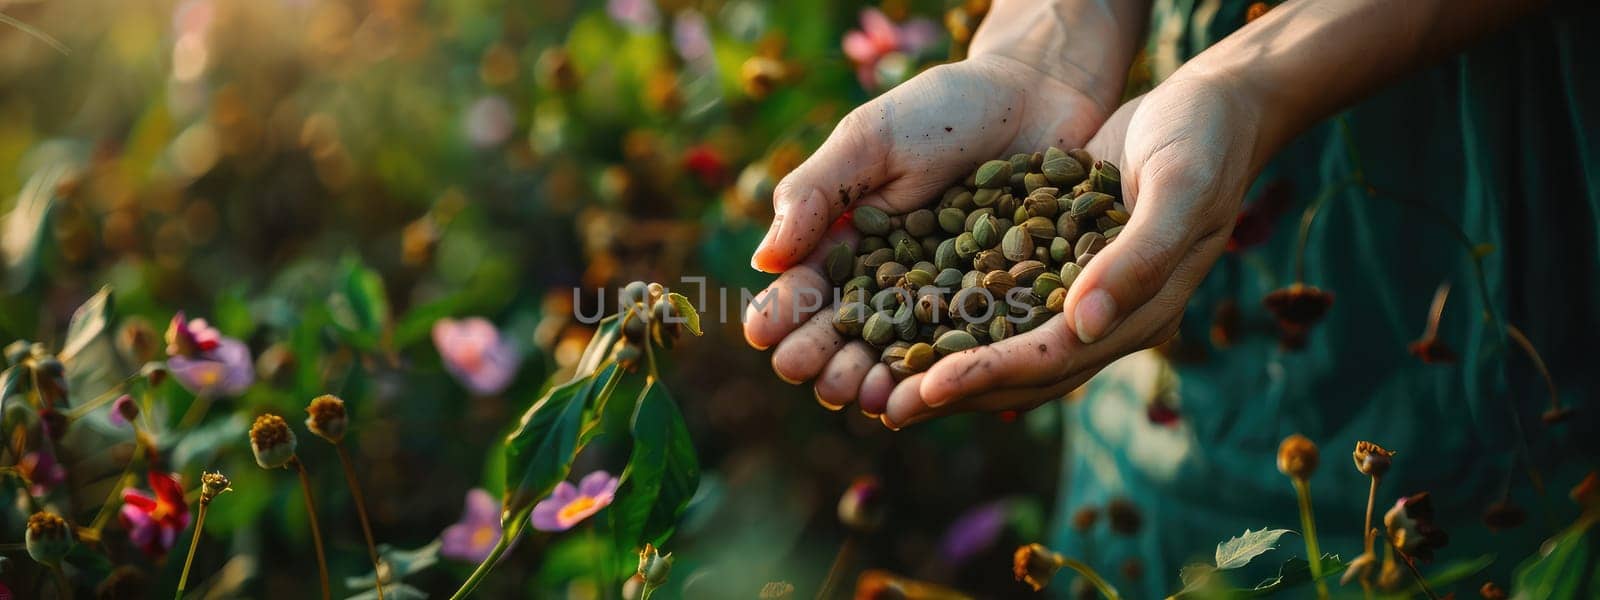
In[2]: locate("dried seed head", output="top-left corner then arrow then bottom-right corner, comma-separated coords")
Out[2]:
201,471 -> 233,505
1480,581 -> 1507,600
637,543 -> 673,586
1012,543 -> 1065,591
305,394 -> 349,443
1106,498 -> 1143,536
26,511 -> 74,565
1277,434 -> 1319,480
1352,441 -> 1394,478
249,413 -> 297,469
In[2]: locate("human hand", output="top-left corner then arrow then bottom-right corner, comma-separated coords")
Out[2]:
878,71 -> 1266,427
743,51 -> 1125,416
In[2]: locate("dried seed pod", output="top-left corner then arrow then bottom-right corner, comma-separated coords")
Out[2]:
825,243 -> 854,285
1070,191 -> 1115,219
881,341 -> 911,364
888,359 -> 916,381
973,249 -> 1007,272
1077,252 -> 1097,267
860,236 -> 888,253
1055,212 -> 1082,241
871,287 -> 904,313
902,269 -> 935,290
1049,237 -> 1072,263
963,207 -> 994,231
1042,146 -> 1088,185
972,213 -> 1000,248
951,287 -> 990,322
921,237 -> 941,262
854,206 -> 891,235
914,294 -> 947,324
982,270 -> 1017,298
974,160 -> 1012,189
875,262 -> 909,289
894,236 -> 923,264
1060,262 -> 1083,289
935,268 -> 964,290
934,330 -> 979,355
1074,231 -> 1106,259
989,316 -> 1014,342
972,187 -> 1000,208
996,193 -> 1021,218
963,321 -> 991,343
961,269 -> 984,290
948,190 -> 974,210
1008,153 -> 1032,175
834,302 -> 870,336
1001,226 -> 1034,262
1103,225 -> 1123,241
1023,173 -> 1050,194
904,343 -> 936,371
863,311 -> 895,346
1023,216 -> 1056,241
905,209 -> 938,237
863,247 -> 894,270
1024,193 -> 1058,219
1046,287 -> 1067,312
893,304 -> 918,342
954,232 -> 981,259
1009,260 -> 1047,285
1090,160 -> 1122,196
1033,272 -> 1064,299
934,238 -> 961,271
1067,148 -> 1094,172
1105,209 -> 1130,225
938,208 -> 967,234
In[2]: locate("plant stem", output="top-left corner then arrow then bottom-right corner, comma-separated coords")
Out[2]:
175,501 -> 210,599
337,445 -> 385,600
1391,544 -> 1439,600
1058,555 -> 1119,600
448,509 -> 528,600
1292,478 -> 1328,600
1363,477 -> 1379,554
293,458 -> 332,600
815,534 -> 856,600
51,562 -> 73,600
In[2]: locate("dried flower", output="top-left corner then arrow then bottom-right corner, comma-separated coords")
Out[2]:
1480,581 -> 1507,599
1070,506 -> 1099,532
637,543 -> 673,587
1277,434 -> 1319,479
1407,337 -> 1457,364
120,470 -> 191,558
1262,284 -> 1334,349
432,317 -> 522,396
200,471 -> 232,505
441,489 -> 502,563
1384,492 -> 1450,562
26,512 -> 74,565
165,311 -> 221,357
249,413 -> 297,469
1012,543 -> 1065,591
1246,2 -> 1271,23
837,475 -> 886,533
1106,498 -> 1143,536
1228,180 -> 1292,252
1480,500 -> 1526,532
531,471 -> 619,532
305,394 -> 348,443
1352,441 -> 1394,478
117,317 -> 160,364
110,394 -> 139,428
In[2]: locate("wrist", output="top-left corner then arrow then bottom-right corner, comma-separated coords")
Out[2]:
968,0 -> 1148,115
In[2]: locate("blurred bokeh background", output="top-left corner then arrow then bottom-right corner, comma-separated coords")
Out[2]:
0,0 -> 1075,597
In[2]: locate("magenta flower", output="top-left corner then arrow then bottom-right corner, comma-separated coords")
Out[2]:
165,312 -> 254,397
432,317 -> 521,396
939,500 -> 1008,565
842,8 -> 939,90
18,451 -> 65,497
109,394 -> 139,427
607,0 -> 659,30
120,470 -> 191,558
672,10 -> 712,63
440,489 -> 503,563
530,471 -> 619,532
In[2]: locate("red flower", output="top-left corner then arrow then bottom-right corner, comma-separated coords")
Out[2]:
682,144 -> 728,188
1228,180 -> 1292,252
119,470 -> 191,558
1146,402 -> 1181,427
1262,284 -> 1334,349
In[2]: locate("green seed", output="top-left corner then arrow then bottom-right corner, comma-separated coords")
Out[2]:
854,206 -> 891,235
974,160 -> 1012,189
972,213 -> 1000,248
938,207 -> 967,234
934,330 -> 978,355
863,311 -> 895,346
1001,225 -> 1034,262
904,209 -> 938,237
1070,191 -> 1115,219
904,342 -> 936,371
834,301 -> 869,336
825,243 -> 854,285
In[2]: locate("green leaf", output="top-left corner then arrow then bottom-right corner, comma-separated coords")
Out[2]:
0,365 -> 22,405
1514,523 -> 1595,600
1215,528 -> 1292,571
2,164 -> 66,292
327,257 -> 391,350
666,292 -> 701,336
609,380 -> 699,557
1246,554 -> 1345,597
58,286 -> 112,363
501,364 -> 616,520
574,316 -> 621,377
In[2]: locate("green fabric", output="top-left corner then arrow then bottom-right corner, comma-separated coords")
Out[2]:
1048,2 -> 1600,596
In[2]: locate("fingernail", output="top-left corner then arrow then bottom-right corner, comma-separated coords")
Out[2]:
878,413 -> 902,431
1073,289 -> 1118,344
815,390 -> 846,412
750,219 -> 783,271
860,407 -> 882,419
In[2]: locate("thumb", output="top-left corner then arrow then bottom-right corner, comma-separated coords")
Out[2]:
751,106 -> 892,273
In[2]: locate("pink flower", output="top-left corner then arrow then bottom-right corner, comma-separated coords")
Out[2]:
530,471 -> 619,532
165,311 -> 254,397
18,451 -> 65,497
842,8 -> 939,90
440,489 -> 502,563
110,394 -> 139,427
165,311 -> 221,357
432,317 -> 521,396
120,470 -> 191,558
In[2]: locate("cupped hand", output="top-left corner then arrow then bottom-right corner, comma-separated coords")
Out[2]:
742,52 -> 1116,415
886,72 -> 1266,428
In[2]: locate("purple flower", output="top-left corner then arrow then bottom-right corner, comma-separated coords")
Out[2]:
19,451 -> 65,497
842,8 -> 939,90
432,317 -> 521,396
939,501 -> 1008,565
672,10 -> 712,63
120,470 -> 191,559
440,489 -> 502,563
607,0 -> 659,30
531,471 -> 619,532
110,394 -> 139,427
167,336 -> 254,397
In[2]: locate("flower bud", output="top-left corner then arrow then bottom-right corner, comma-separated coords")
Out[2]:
141,361 -> 168,388
620,574 -> 645,600
26,512 -> 74,565
837,475 -> 885,533
637,543 -> 673,587
305,394 -> 348,443
1012,543 -> 1065,592
117,318 -> 160,364
1352,441 -> 1394,478
1277,434 -> 1319,480
201,471 -> 232,505
249,413 -> 297,469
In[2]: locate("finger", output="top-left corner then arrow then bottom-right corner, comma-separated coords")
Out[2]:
743,227 -> 859,350
771,310 -> 849,385
857,363 -> 895,418
881,373 -> 927,430
752,64 -> 1025,272
814,341 -> 877,410
898,356 -> 1110,429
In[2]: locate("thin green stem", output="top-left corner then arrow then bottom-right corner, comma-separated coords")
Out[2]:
448,509 -> 528,600
175,502 -> 209,599
815,534 -> 856,600
1059,556 -> 1119,600
293,458 -> 331,600
1292,478 -> 1328,600
1363,476 -> 1379,555
1390,543 -> 1439,600
51,562 -> 73,600
337,445 -> 385,600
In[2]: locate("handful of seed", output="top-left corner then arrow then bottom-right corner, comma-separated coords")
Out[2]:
826,147 -> 1127,380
